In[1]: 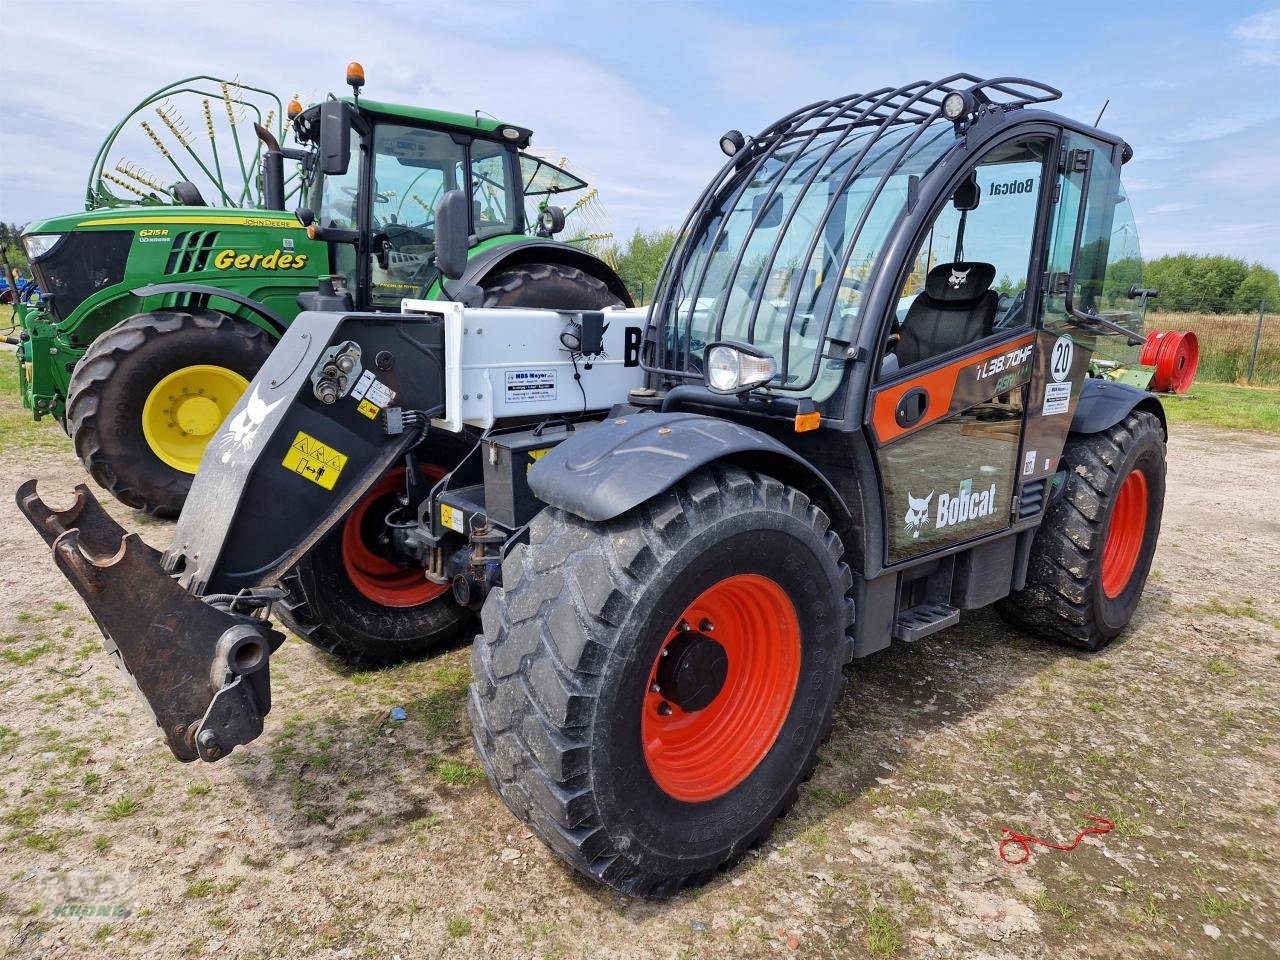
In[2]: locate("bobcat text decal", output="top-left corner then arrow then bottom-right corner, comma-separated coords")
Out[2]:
904,480 -> 1000,536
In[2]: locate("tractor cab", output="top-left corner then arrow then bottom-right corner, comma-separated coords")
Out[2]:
283,65 -> 594,310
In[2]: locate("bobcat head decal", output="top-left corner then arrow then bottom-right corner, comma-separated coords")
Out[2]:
948,267 -> 971,290
214,385 -> 283,465
904,490 -> 934,539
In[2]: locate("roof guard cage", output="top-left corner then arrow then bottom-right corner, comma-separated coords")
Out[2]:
644,74 -> 1062,393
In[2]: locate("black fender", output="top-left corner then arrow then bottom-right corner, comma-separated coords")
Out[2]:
1071,379 -> 1167,438
527,411 -> 845,524
460,238 -> 634,307
132,283 -> 288,337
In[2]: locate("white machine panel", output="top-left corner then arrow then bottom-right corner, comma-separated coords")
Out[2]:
401,300 -> 649,432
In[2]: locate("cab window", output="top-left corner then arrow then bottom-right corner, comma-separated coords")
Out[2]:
470,139 -> 516,240
881,137 -> 1050,379
368,124 -> 467,308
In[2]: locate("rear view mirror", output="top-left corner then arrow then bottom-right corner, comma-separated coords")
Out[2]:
752,192 -> 783,229
319,100 -> 352,176
952,171 -> 981,211
434,190 -> 469,280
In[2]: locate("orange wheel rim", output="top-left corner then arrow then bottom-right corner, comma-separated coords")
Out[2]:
1101,468 -> 1148,598
641,574 -> 801,803
341,465 -> 450,607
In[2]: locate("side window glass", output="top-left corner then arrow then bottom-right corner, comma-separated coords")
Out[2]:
471,141 -> 515,240
881,137 -> 1049,379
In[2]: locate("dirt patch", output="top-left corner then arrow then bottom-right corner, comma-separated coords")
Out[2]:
1,419 -> 1277,959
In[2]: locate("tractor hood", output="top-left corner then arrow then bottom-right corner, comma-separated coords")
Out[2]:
22,207 -> 306,237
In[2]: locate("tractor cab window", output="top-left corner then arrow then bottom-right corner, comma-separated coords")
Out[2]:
471,139 -> 517,240
880,137 -> 1050,379
367,123 -> 468,309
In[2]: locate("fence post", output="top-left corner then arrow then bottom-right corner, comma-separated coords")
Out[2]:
1247,299 -> 1265,385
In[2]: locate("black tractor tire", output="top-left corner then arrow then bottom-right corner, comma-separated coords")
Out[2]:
66,309 -> 273,518
481,262 -> 621,309
275,438 -> 477,667
469,466 -> 855,896
997,410 -> 1166,652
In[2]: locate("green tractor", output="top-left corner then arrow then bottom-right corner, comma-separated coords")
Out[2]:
16,65 -> 629,517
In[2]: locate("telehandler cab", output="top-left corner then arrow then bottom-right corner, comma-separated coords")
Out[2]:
19,75 -> 1167,896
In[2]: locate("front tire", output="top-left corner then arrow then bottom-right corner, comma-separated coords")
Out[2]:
469,466 -> 854,895
998,410 -> 1166,651
66,309 -> 272,517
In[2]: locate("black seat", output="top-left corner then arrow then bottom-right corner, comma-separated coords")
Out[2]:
171,181 -> 207,206
895,261 -> 998,367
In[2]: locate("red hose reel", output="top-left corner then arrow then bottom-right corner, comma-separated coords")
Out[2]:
1140,330 -> 1199,393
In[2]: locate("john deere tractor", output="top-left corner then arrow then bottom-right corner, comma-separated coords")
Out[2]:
21,75 -> 1167,895
15,65 -> 628,516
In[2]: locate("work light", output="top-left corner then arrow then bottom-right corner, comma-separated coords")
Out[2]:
22,234 -> 64,260
942,90 -> 973,122
705,342 -> 777,394
719,130 -> 746,157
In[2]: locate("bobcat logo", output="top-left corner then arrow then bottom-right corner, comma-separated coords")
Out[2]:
214,385 -> 283,464
904,491 -> 934,539
948,267 -> 971,290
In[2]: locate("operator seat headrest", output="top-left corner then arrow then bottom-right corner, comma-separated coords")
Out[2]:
923,261 -> 996,303
172,181 -> 207,207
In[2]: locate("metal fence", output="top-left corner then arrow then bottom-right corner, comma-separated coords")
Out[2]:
1144,298 -> 1277,386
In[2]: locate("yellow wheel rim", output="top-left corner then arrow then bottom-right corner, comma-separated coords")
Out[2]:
141,364 -> 249,474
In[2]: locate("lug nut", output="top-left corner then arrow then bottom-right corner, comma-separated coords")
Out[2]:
657,701 -> 672,716
650,682 -> 661,693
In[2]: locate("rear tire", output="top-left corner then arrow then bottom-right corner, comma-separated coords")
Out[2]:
469,466 -> 854,895
481,262 -> 621,309
997,410 -> 1166,651
66,309 -> 272,518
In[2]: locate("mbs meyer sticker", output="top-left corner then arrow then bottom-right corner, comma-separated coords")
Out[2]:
213,249 -> 309,270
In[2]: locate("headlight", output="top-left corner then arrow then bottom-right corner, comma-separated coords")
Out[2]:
22,234 -> 64,260
942,90 -> 974,122
705,342 -> 777,394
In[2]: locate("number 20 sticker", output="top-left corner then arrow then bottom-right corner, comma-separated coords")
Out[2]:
1050,335 -> 1074,382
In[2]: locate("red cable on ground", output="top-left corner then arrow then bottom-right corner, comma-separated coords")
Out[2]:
997,814 -> 1115,865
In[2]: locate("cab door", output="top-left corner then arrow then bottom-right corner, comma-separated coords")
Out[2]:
867,134 -> 1054,565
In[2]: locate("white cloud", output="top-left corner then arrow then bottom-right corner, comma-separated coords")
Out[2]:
1234,7 -> 1280,64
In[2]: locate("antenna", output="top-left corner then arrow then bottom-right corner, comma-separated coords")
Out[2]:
1093,99 -> 1110,127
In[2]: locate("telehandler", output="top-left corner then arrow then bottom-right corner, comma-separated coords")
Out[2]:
19,74 -> 1167,895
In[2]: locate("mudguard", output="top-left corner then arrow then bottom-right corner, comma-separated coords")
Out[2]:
132,282 -> 289,336
527,411 -> 841,523
460,237 -> 634,306
1071,379 -> 1166,437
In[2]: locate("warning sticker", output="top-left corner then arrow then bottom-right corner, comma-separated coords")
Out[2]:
1042,381 -> 1072,416
357,398 -> 380,419
440,502 -> 464,533
505,368 -> 557,403
281,430 -> 348,490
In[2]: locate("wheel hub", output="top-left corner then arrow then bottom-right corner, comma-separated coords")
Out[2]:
657,628 -> 728,712
172,393 -> 221,437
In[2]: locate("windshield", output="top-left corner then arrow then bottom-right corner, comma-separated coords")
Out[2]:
653,119 -> 956,402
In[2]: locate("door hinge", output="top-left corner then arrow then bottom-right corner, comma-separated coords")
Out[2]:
1070,148 -> 1092,172
1051,181 -> 1061,204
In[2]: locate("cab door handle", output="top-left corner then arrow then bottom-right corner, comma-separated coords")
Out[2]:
895,387 -> 928,427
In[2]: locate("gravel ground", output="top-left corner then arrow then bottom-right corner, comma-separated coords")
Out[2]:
0,415 -> 1276,960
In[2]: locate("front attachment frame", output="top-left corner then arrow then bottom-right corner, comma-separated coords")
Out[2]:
16,480 -> 283,762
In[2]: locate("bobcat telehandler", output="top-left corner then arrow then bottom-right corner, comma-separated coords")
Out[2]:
19,75 -> 1167,896
15,65 -> 627,517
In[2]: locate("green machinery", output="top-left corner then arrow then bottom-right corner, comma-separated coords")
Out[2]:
14,65 -> 628,516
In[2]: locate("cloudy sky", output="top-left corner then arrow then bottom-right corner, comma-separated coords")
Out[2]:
1,0 -> 1277,269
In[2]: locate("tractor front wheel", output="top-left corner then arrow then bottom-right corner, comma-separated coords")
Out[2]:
469,466 -> 854,895
997,410 -> 1166,651
66,309 -> 272,517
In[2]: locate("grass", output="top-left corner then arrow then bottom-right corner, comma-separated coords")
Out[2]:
864,906 -> 903,956
1145,310 -> 1280,386
104,796 -> 142,819
1161,381 -> 1280,433
446,916 -> 473,938
0,355 -> 65,456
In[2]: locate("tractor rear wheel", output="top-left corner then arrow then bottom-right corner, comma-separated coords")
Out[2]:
481,262 -> 621,309
469,466 -> 854,895
66,309 -> 272,517
276,450 -> 476,666
997,410 -> 1166,651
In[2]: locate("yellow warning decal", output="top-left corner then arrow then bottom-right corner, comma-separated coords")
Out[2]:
440,503 -> 464,533
281,430 -> 348,490
525,447 -> 553,472
357,398 -> 380,419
